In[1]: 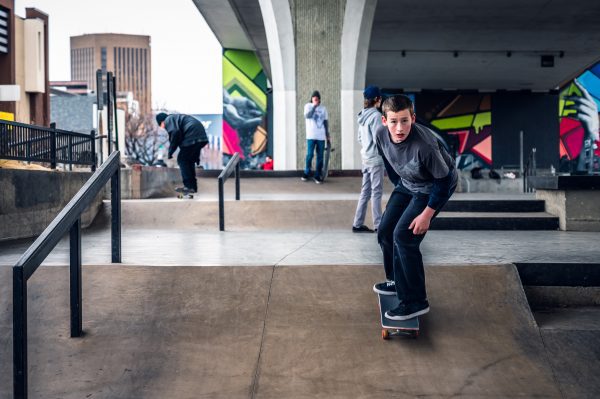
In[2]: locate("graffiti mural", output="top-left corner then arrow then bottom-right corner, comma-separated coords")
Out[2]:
426,94 -> 492,170
559,62 -> 600,174
222,49 -> 269,169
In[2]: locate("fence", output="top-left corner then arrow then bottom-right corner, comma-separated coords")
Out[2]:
0,120 -> 96,171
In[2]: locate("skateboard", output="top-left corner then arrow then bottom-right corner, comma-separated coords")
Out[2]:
377,293 -> 420,339
322,140 -> 332,181
175,187 -> 194,199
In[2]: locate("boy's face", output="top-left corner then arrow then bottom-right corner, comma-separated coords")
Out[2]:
311,96 -> 321,106
382,109 -> 415,143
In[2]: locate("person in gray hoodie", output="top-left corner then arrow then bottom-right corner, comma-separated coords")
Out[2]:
352,86 -> 385,232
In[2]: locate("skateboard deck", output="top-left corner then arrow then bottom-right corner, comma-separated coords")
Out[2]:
378,293 -> 419,339
322,140 -> 332,181
175,188 -> 194,199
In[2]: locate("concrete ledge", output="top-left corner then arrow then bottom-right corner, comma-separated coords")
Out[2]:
0,169 -> 103,241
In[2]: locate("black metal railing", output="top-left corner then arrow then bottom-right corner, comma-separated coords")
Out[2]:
218,152 -> 241,231
0,120 -> 96,171
13,151 -> 121,399
524,147 -> 537,193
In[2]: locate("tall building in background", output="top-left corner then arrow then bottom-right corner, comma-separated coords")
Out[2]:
70,33 -> 151,114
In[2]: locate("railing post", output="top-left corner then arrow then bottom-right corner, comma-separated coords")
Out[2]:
219,177 -> 225,231
111,165 -> 122,263
235,161 -> 240,201
50,124 -> 57,169
13,266 -> 28,399
70,218 -> 83,337
68,134 -> 73,171
90,130 -> 97,172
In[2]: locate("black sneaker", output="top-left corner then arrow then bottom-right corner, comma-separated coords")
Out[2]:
176,187 -> 196,194
301,173 -> 310,181
373,280 -> 396,295
385,300 -> 429,321
314,176 -> 323,184
352,225 -> 374,233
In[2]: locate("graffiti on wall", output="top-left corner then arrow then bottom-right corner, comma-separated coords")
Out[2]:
426,94 -> 492,170
222,49 -> 269,169
559,62 -> 600,174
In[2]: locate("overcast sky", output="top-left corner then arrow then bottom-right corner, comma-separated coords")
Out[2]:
14,0 -> 223,114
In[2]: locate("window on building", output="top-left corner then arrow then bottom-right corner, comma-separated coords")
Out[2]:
0,6 -> 9,54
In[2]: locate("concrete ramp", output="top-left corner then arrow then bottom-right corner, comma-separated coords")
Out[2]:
0,264 -> 563,398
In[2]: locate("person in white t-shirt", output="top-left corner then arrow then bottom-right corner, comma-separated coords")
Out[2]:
302,90 -> 329,184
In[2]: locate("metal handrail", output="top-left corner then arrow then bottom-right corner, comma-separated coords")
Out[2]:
13,151 -> 122,398
218,152 -> 241,231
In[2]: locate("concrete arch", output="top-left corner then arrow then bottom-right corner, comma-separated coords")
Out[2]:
259,0 -> 296,170
340,0 -> 377,169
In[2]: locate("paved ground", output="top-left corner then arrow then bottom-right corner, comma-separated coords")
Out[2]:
0,264 -> 564,399
1,176 -> 599,398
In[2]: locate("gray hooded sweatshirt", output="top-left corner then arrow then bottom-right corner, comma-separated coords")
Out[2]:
357,107 -> 384,166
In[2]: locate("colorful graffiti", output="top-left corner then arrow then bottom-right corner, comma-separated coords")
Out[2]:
428,94 -> 492,169
559,62 -> 600,173
222,49 -> 269,169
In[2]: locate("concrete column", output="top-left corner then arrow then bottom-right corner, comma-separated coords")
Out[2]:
294,0 -> 346,170
260,0 -> 297,170
340,0 -> 377,169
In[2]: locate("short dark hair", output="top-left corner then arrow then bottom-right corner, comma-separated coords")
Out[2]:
382,95 -> 414,118
156,112 -> 168,126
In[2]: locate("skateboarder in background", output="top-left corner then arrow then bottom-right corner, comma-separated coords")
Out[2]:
352,85 -> 385,233
302,90 -> 330,184
156,113 -> 208,194
373,95 -> 458,321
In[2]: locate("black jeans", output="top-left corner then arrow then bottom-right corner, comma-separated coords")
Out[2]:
177,141 -> 206,191
377,182 -> 451,303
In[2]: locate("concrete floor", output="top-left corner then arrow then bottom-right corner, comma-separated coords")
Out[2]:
1,176 -> 599,398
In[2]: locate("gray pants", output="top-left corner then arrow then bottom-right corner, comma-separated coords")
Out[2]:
353,163 -> 384,230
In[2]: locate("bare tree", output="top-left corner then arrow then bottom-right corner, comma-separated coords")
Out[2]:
125,113 -> 168,166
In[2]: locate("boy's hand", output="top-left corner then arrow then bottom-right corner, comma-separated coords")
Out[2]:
409,207 -> 436,235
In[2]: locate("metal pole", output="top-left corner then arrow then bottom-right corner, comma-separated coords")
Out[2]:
96,70 -> 104,165
112,75 -> 119,152
219,177 -> 225,231
519,130 -> 524,177
13,266 -> 28,399
106,72 -> 113,155
68,135 -> 73,171
235,162 -> 240,201
50,124 -> 56,169
111,166 -> 122,263
70,218 -> 83,337
90,130 -> 97,172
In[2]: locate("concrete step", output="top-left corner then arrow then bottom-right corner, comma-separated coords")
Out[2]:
432,211 -> 559,230
442,199 -> 545,212
113,200 -> 559,231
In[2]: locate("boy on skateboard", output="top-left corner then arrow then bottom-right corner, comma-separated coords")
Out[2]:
373,95 -> 457,321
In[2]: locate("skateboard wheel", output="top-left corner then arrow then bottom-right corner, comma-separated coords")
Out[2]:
382,329 -> 389,340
